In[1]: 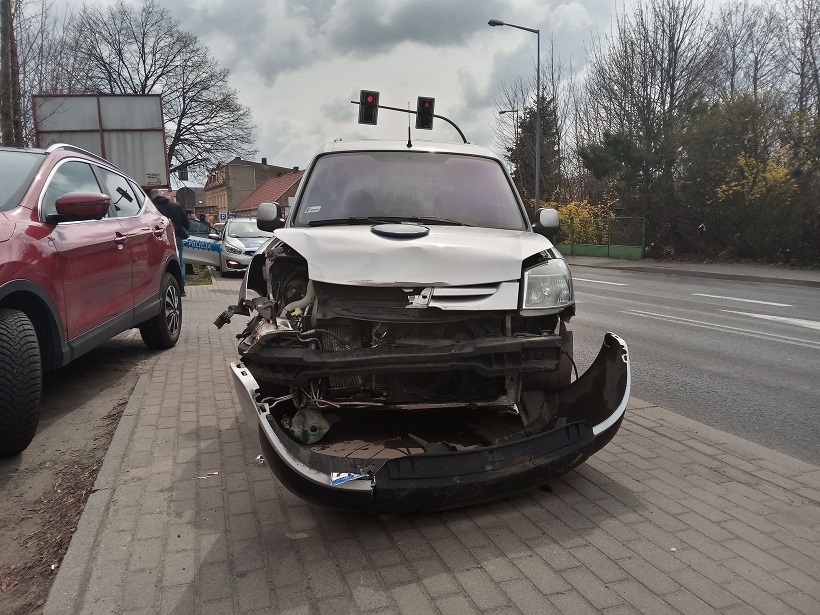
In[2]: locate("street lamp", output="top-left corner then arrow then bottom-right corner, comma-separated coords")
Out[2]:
499,109 -> 520,193
489,18 -> 541,211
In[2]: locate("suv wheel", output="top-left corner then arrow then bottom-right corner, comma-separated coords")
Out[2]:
0,309 -> 42,456
139,272 -> 182,349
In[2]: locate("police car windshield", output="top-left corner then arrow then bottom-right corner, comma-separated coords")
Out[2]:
227,220 -> 272,238
294,151 -> 527,230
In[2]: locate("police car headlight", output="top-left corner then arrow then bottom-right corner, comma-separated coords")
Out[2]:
224,243 -> 243,255
521,259 -> 573,312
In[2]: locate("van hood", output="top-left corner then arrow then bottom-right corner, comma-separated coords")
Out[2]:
274,225 -> 554,286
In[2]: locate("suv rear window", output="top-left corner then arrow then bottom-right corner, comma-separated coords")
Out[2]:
0,151 -> 46,212
294,152 -> 527,230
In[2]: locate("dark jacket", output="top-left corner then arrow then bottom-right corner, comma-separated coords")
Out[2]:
153,196 -> 190,239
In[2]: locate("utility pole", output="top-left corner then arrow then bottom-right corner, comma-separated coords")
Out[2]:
0,0 -> 24,147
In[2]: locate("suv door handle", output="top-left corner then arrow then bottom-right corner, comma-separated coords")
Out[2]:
114,233 -> 128,246
153,226 -> 165,238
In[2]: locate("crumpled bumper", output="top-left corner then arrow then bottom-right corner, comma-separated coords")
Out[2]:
231,332 -> 630,513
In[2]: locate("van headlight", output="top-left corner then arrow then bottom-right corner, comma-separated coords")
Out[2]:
521,259 -> 573,312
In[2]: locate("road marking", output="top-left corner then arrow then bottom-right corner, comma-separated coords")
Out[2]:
721,310 -> 820,331
623,309 -> 820,350
574,278 -> 627,286
692,293 -> 792,307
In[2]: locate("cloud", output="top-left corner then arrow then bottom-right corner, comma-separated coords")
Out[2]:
49,0 -> 625,171
325,0 -> 508,55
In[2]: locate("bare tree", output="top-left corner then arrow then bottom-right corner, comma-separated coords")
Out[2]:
0,0 -> 24,146
13,0 -> 93,144
492,38 -> 571,205
493,75 -> 530,197
72,0 -> 256,174
783,0 -> 820,117
714,1 -> 783,100
579,0 -> 717,243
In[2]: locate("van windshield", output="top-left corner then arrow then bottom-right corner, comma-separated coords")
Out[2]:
293,151 -> 527,230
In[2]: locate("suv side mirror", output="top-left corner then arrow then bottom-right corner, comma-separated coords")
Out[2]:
257,202 -> 284,232
533,207 -> 560,239
50,192 -> 111,223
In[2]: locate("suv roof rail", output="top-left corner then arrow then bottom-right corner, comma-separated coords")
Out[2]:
45,143 -> 119,168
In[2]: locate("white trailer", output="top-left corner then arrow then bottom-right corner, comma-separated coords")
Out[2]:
32,94 -> 170,188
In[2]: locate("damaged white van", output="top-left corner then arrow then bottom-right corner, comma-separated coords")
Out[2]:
216,139 -> 630,513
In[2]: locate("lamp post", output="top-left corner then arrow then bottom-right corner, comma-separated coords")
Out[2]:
499,108 -> 520,193
489,18 -> 540,211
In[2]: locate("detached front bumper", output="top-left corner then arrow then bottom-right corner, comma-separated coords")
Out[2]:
231,332 -> 630,513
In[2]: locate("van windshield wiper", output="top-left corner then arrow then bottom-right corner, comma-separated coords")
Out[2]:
390,216 -> 464,226
307,217 -> 384,227
307,215 -> 464,227
362,215 -> 464,226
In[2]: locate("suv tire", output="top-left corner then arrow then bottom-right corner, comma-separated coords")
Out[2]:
139,272 -> 182,349
0,309 -> 42,456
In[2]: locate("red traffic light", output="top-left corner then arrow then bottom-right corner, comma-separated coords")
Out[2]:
416,96 -> 435,130
358,90 -> 380,125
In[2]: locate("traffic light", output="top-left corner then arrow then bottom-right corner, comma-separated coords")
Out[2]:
416,97 -> 435,130
358,90 -> 380,125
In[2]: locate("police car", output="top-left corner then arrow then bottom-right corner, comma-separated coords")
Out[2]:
185,217 -> 272,276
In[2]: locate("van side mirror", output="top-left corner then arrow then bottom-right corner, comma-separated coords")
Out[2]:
533,207 -> 560,239
257,202 -> 284,232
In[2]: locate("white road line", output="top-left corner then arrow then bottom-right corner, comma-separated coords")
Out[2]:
721,310 -> 820,331
623,309 -> 820,350
692,293 -> 792,307
574,278 -> 627,286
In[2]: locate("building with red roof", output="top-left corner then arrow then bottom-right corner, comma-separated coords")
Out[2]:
232,169 -> 305,218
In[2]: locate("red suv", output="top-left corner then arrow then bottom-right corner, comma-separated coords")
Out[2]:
0,144 -> 183,456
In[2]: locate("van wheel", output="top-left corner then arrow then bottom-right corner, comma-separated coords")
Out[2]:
0,309 -> 42,456
139,272 -> 182,349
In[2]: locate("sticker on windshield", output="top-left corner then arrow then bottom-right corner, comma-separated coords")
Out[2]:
305,206 -> 322,213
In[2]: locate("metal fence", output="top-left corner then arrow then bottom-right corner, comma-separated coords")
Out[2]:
556,217 -> 645,260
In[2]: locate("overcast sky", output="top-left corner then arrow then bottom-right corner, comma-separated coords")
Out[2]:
55,0 -> 722,172
141,0 -> 629,172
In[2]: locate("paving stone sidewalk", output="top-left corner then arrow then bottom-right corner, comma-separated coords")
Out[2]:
46,276 -> 820,615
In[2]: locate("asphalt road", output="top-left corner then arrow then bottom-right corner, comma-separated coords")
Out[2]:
567,265 -> 820,465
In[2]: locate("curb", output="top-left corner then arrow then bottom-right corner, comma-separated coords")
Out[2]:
568,262 -> 820,288
43,372 -> 150,615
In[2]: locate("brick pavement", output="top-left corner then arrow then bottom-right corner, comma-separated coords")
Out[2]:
47,276 -> 820,615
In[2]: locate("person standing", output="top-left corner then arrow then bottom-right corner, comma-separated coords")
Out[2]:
149,189 -> 190,296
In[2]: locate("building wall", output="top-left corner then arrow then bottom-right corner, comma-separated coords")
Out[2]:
205,158 -> 296,215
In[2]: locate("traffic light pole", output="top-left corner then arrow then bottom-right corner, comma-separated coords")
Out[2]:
350,101 -> 467,144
